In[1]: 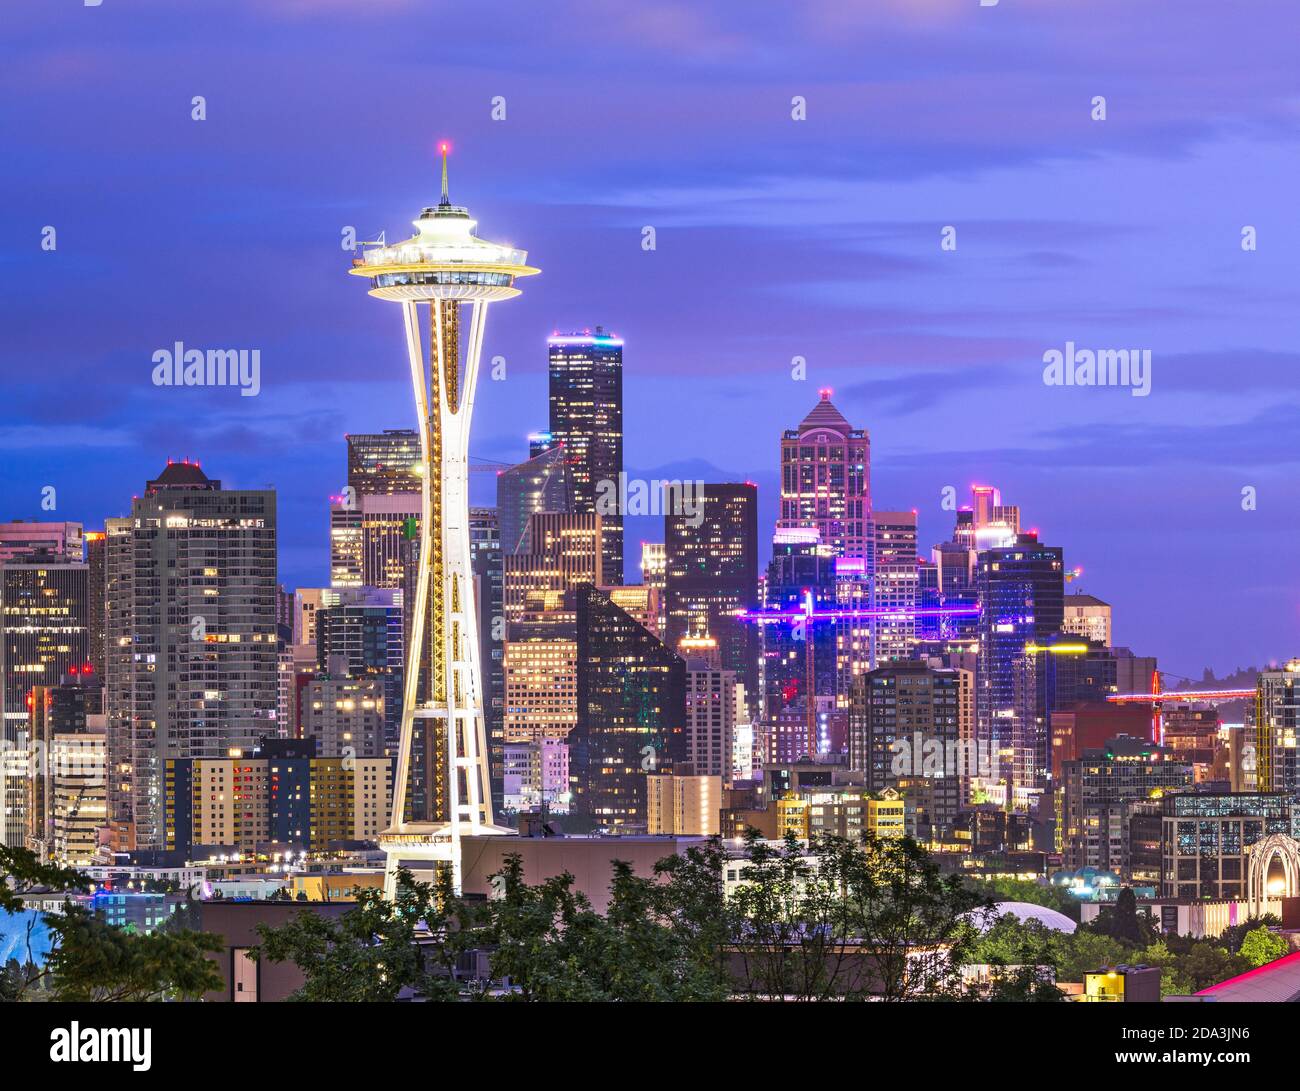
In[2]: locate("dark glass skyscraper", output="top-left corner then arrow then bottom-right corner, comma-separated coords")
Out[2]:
571,584 -> 684,831
664,483 -> 758,715
346,429 -> 422,495
759,532 -> 839,726
0,553 -> 89,847
496,445 -> 575,557
548,329 -> 624,584
468,507 -> 505,809
975,532 -> 1064,801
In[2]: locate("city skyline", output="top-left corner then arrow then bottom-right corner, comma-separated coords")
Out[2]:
3,1 -> 1298,680
7,0 -> 1300,1023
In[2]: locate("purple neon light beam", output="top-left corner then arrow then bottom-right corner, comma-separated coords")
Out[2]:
737,605 -> 982,623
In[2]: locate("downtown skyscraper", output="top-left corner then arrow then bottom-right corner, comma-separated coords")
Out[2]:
664,482 -> 758,714
975,531 -> 1065,804
496,444 -> 575,558
778,389 -> 870,562
105,461 -> 278,851
548,329 -> 624,584
1256,659 -> 1300,795
0,551 -> 89,847
346,429 -> 423,495
571,584 -> 685,831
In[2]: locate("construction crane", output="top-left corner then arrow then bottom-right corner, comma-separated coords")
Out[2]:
1106,672 -> 1254,743
740,600 -> 982,761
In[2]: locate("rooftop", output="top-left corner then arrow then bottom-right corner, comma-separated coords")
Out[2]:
796,388 -> 854,434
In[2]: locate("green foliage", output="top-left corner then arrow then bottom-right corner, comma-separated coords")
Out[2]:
482,853 -> 729,1001
1089,887 -> 1157,946
1175,941 -> 1250,993
255,868 -> 485,1001
1219,915 -> 1280,954
0,845 -> 86,914
969,913 -> 1063,968
0,846 -> 222,1002
42,904 -> 222,1001
1238,926 -> 1288,968
968,876 -> 1080,921
968,904 -> 1258,1000
980,965 -> 1067,1003
725,831 -> 991,1001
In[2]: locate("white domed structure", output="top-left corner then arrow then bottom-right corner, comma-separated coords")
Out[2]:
986,901 -> 1077,934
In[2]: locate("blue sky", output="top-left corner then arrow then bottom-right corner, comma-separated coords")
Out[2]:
1,0 -> 1298,676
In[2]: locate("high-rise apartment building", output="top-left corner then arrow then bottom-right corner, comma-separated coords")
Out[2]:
468,507 -> 505,808
503,611 -> 579,745
86,530 -> 106,683
164,736 -> 391,856
24,675 -> 102,863
848,661 -> 974,837
777,390 -> 870,560
646,774 -> 721,836
548,329 -> 624,583
105,461 -> 277,851
329,501 -> 363,588
759,531 -> 839,726
1058,735 -> 1193,873
502,737 -> 570,813
314,590 -> 403,676
640,542 -> 666,594
1159,792 -> 1292,900
682,656 -> 744,780
1256,659 -> 1300,794
302,673 -> 386,759
870,510 -> 919,664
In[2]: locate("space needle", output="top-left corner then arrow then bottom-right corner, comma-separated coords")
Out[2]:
349,145 -> 538,896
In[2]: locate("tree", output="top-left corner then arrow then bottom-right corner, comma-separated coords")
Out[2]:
1177,941 -> 1250,993
255,867 -> 483,1001
0,846 -> 221,1002
1239,926 -> 1288,968
968,877 -> 1080,921
653,837 -> 735,996
829,834 -> 992,1000
1052,930 -> 1131,983
1090,887 -> 1154,946
723,831 -> 991,1001
1219,915 -> 1280,954
483,854 -> 612,1001
0,846 -> 85,913
41,905 -> 222,1002
1135,938 -> 1192,997
969,912 -> 1060,969
723,829 -> 888,1000
980,965 -> 1066,1002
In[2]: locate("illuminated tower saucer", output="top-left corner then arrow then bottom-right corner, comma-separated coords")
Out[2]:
349,145 -> 538,895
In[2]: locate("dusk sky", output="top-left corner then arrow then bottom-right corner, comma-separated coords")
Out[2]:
2,1 -> 1298,678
